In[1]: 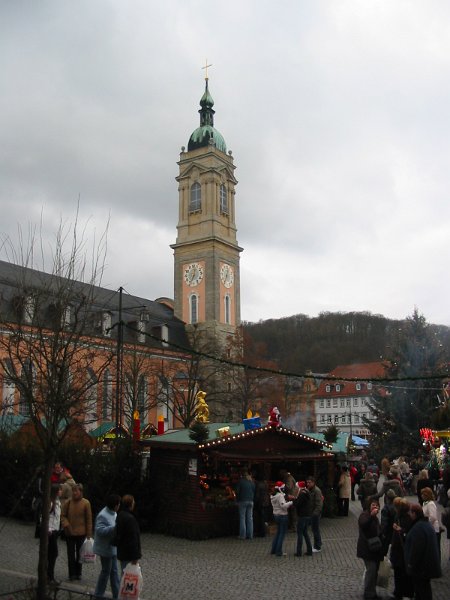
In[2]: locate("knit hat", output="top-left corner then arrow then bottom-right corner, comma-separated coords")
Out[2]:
274,481 -> 285,491
386,489 -> 397,499
297,481 -> 306,489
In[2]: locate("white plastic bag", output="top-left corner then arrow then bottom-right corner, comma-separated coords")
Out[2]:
80,537 -> 96,564
119,563 -> 143,600
377,557 -> 391,589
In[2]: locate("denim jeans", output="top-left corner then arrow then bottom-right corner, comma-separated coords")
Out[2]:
271,514 -> 288,556
296,516 -> 312,555
311,514 -> 322,550
363,559 -> 380,599
94,555 -> 120,599
238,501 -> 254,539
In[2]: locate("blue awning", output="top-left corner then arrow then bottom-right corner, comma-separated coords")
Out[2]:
351,435 -> 369,446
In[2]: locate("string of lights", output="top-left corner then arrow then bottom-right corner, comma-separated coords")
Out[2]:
123,322 -> 449,385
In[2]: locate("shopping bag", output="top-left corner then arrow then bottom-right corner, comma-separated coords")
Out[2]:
80,537 -> 96,564
119,563 -> 143,600
377,557 -> 391,589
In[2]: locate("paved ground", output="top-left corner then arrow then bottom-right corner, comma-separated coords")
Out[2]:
0,498 -> 448,600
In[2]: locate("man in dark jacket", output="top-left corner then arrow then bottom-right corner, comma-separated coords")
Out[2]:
404,503 -> 441,600
115,495 -> 142,572
306,476 -> 323,552
357,499 -> 384,600
294,481 -> 313,556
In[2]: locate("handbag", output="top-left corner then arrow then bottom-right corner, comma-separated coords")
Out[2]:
119,563 -> 143,600
367,535 -> 382,552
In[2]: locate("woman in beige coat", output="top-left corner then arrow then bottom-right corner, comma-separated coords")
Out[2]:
337,466 -> 352,516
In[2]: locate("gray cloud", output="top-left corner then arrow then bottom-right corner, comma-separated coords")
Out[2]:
0,1 -> 449,325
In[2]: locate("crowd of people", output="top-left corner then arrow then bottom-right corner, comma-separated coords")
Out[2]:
37,461 -> 141,599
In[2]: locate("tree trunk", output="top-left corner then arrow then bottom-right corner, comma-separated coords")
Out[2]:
36,452 -> 57,600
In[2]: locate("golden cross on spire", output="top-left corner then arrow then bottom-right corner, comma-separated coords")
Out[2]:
202,59 -> 213,81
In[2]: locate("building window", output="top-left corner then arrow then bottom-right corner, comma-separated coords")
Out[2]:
161,324 -> 169,347
319,399 -> 324,408
325,384 -> 331,392
23,295 -> 35,324
189,182 -> 201,212
190,294 -> 198,324
340,399 -> 345,408
326,399 -> 331,408
2,376 -> 15,415
334,415 -> 339,424
333,398 -> 338,408
367,382 -> 372,390
220,184 -> 228,214
356,383 -> 361,391
336,384 -> 341,392
347,415 -> 351,424
361,398 -> 366,406
320,415 -> 325,423
137,375 -> 147,414
341,415 -> 346,424
102,312 -> 112,337
353,398 -> 358,407
355,415 -> 360,424
346,399 -> 351,408
102,369 -> 113,420
224,294 -> 231,325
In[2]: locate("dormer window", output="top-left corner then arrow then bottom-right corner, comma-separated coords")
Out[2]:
325,384 -> 331,392
102,312 -> 112,337
335,384 -> 341,392
356,383 -> 361,391
367,382 -> 372,390
161,324 -> 169,347
23,294 -> 35,324
189,182 -> 201,213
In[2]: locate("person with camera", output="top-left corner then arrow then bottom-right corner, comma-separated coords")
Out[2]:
357,499 -> 384,600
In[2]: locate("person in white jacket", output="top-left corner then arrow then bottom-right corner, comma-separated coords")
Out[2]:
270,481 -> 293,557
421,486 -> 442,561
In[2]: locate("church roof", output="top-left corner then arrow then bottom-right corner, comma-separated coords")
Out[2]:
188,80 -> 227,153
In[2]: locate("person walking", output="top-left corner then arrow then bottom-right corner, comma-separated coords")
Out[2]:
294,481 -> 313,557
280,469 -> 297,531
337,466 -> 351,516
235,469 -> 255,540
93,494 -> 121,600
358,472 -> 378,510
404,503 -> 441,600
47,484 -> 62,586
390,498 -> 414,600
306,476 -> 323,552
115,495 -> 141,572
60,483 -> 93,581
416,469 -> 433,506
357,499 -> 384,600
270,481 -> 293,557
421,487 -> 442,562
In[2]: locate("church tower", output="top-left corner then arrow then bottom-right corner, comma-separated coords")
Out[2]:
171,75 -> 242,348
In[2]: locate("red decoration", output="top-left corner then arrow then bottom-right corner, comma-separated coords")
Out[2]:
157,415 -> 165,435
268,406 -> 281,428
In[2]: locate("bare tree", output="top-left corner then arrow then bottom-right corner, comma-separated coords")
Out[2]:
0,218 -> 111,599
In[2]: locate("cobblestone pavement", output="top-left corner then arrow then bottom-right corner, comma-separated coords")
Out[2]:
0,499 -> 449,600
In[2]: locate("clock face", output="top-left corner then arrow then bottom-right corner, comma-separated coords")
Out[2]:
184,262 -> 204,287
220,263 -> 234,288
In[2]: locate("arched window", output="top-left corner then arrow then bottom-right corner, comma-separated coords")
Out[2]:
85,368 -> 98,429
189,182 -> 201,212
190,294 -> 198,324
102,369 -> 113,420
220,184 -> 228,214
224,294 -> 231,325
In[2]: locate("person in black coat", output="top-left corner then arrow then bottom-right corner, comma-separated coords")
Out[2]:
390,498 -> 414,600
357,499 -> 384,600
404,503 -> 441,600
294,481 -> 313,556
115,495 -> 142,571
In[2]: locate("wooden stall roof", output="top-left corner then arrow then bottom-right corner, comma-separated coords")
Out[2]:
145,423 -> 334,461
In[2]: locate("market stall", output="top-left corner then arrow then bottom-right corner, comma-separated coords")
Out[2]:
145,422 -> 334,539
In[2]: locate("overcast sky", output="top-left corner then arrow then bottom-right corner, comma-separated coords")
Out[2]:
1,1 -> 449,326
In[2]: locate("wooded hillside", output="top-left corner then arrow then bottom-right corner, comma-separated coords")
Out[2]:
243,311 -> 450,374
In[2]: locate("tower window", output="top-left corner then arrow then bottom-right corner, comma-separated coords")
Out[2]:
220,184 -> 228,214
189,182 -> 201,213
224,294 -> 231,325
190,294 -> 199,324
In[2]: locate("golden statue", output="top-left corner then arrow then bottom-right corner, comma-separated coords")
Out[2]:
195,390 -> 209,423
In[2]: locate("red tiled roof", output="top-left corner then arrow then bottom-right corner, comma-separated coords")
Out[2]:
314,361 -> 390,398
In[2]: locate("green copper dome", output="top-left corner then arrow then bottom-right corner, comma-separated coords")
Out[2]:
188,80 -> 227,153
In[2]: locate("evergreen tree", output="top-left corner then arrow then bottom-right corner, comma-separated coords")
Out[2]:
364,309 -> 448,456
